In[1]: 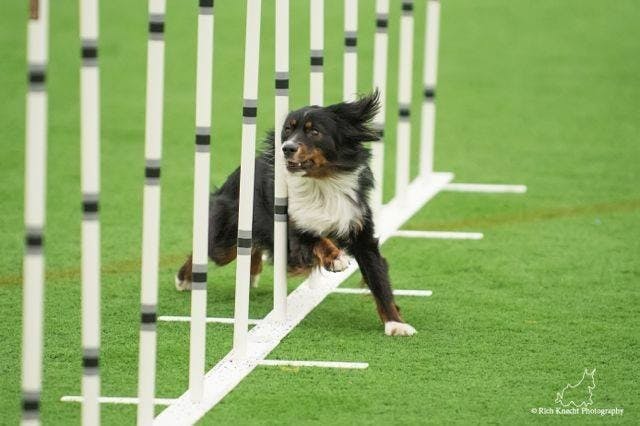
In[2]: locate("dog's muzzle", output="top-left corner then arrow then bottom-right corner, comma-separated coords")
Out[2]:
281,140 -> 298,159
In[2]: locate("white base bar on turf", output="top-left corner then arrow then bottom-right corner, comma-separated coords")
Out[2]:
332,288 -> 432,297
61,396 -> 177,406
258,360 -> 368,369
443,183 -> 527,194
154,171 -> 453,426
158,316 -> 260,325
392,230 -> 483,240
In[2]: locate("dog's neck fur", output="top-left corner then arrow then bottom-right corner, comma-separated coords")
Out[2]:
286,167 -> 364,238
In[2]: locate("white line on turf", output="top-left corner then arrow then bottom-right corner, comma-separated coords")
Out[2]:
332,288 -> 433,297
158,316 -> 261,325
258,360 -> 369,369
443,183 -> 527,193
60,396 -> 177,406
392,230 -> 483,240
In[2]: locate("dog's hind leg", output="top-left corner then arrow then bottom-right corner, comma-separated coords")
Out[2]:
175,254 -> 193,291
250,248 -> 263,288
349,228 -> 416,336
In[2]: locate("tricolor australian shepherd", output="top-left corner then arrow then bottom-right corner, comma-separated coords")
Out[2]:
175,92 -> 416,336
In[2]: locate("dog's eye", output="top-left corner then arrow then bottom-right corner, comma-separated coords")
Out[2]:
283,126 -> 291,136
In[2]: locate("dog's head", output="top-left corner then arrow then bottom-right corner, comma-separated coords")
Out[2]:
280,91 -> 380,178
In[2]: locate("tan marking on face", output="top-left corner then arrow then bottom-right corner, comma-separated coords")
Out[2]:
304,149 -> 330,177
290,146 -> 331,178
290,144 -> 309,162
304,121 -> 313,131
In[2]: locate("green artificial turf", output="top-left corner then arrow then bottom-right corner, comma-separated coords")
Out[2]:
1,0 -> 639,424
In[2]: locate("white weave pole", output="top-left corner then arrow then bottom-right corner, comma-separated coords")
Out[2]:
343,0 -> 357,102
137,0 -> 166,424
79,0 -> 101,424
233,0 -> 262,359
370,0 -> 389,228
395,0 -> 414,202
310,0 -> 324,105
22,1 -> 48,424
419,0 -> 440,177
188,0 -> 214,403
273,0 -> 289,321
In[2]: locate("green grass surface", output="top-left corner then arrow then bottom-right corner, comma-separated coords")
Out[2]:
1,0 -> 639,424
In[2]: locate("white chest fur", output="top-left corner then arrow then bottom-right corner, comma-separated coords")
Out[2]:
286,168 -> 364,237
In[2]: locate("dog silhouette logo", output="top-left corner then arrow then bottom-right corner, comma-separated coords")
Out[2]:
555,369 -> 596,408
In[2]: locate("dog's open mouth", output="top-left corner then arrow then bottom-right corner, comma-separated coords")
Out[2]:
286,160 -> 314,172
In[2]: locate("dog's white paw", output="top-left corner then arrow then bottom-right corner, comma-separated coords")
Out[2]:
328,252 -> 350,272
384,321 -> 417,336
175,275 -> 192,292
250,274 -> 260,288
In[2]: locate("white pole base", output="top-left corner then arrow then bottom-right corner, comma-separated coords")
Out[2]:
158,316 -> 261,325
61,396 -> 177,406
443,182 -> 527,194
258,359 -> 368,369
392,230 -> 483,240
332,288 -> 432,297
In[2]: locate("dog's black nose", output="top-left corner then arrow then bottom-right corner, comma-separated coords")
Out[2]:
281,141 -> 298,158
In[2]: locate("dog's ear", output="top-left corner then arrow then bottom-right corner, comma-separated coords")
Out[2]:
327,90 -> 381,142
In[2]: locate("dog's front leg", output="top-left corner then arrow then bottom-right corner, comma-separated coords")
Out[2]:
312,237 -> 350,272
349,230 -> 417,336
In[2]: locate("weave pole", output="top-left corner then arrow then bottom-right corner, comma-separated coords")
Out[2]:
310,0 -> 324,105
22,1 -> 48,424
343,0 -> 357,102
79,0 -> 101,423
273,0 -> 289,320
395,0 -> 414,201
370,0 -> 389,227
188,0 -> 214,403
233,0 -> 262,359
137,0 -> 166,424
419,0 -> 440,177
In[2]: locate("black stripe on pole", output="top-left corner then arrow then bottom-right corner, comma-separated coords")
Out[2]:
82,200 -> 99,213
237,237 -> 252,249
145,166 -> 161,179
192,272 -> 207,283
81,46 -> 98,59
28,70 -> 46,84
141,312 -> 157,324
376,18 -> 388,28
25,233 -> 43,247
310,56 -> 324,66
424,87 -> 436,99
345,36 -> 357,47
274,205 -> 288,215
22,399 -> 39,412
195,134 -> 210,145
402,1 -> 414,12
149,21 -> 165,33
242,106 -> 257,118
82,356 -> 99,368
275,78 -> 289,89
399,108 -> 411,117
200,0 -> 214,6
